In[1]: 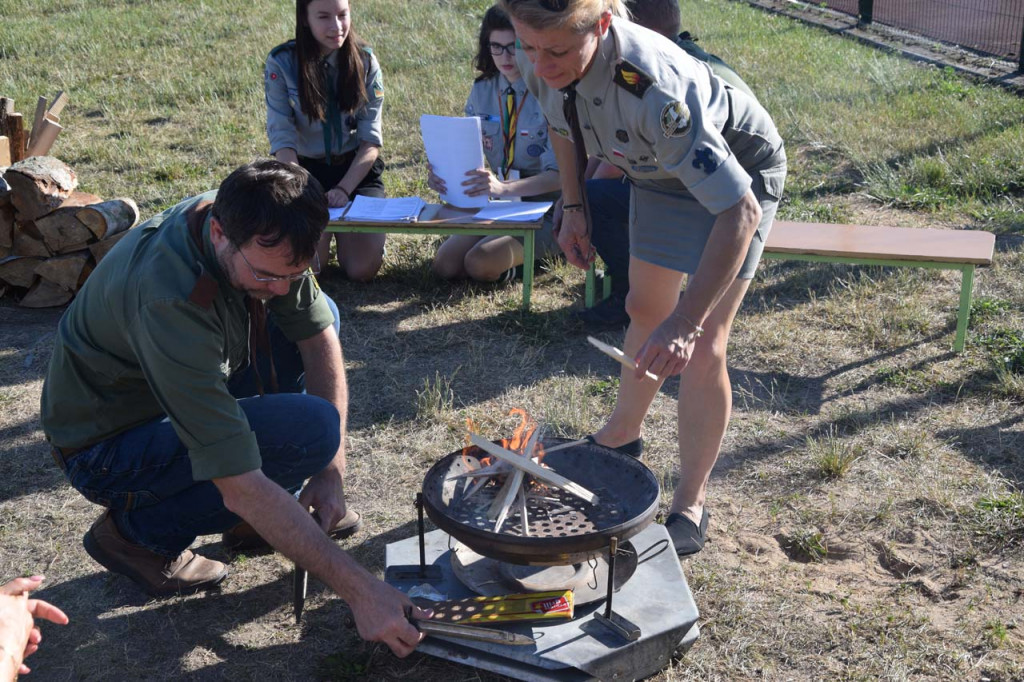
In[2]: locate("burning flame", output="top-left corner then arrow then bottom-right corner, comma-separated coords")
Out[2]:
461,409 -> 546,470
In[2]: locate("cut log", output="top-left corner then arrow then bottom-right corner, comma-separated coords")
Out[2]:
12,227 -> 51,258
0,135 -> 10,167
35,195 -> 100,252
29,97 -> 47,150
0,256 -> 43,288
5,114 -> 26,164
0,205 -> 13,248
26,119 -> 63,158
4,156 -> 78,221
20,278 -> 73,307
88,230 -> 131,263
35,250 -> 90,291
77,198 -> 139,240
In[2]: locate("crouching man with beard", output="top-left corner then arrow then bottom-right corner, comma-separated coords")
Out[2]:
41,159 -> 426,657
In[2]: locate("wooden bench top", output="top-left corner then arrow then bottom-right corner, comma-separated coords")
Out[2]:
765,221 -> 995,266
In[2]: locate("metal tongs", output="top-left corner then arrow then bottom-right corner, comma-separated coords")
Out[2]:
408,607 -> 535,646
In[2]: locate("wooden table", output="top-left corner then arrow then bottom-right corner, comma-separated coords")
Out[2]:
327,203 -> 545,310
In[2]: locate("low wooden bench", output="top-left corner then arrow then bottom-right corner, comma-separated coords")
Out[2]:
585,221 -> 995,352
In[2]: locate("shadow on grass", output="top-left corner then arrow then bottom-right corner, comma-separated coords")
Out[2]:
29,517 -> 504,681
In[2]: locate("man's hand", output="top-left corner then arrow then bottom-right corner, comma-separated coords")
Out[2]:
347,579 -> 431,658
298,465 -> 347,533
0,576 -> 69,675
555,209 -> 595,269
634,312 -> 699,379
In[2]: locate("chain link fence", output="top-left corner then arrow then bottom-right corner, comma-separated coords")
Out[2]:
820,0 -> 1024,69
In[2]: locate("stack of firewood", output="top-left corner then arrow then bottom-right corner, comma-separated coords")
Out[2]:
1,93 -> 66,165
0,156 -> 139,307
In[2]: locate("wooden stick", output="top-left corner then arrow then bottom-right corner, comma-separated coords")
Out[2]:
542,438 -> 589,454
587,335 -> 659,381
517,489 -> 530,537
488,427 -> 539,527
469,434 -> 599,505
47,91 -> 68,118
29,97 -> 47,150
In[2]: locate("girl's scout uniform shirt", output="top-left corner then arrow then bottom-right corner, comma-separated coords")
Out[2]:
40,191 -> 335,481
517,17 -> 785,218
265,41 -> 385,160
464,74 -> 557,183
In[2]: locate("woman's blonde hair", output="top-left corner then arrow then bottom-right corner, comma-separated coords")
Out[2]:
499,0 -> 626,34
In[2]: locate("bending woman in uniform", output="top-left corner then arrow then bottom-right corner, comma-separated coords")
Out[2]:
265,0 -> 387,281
502,0 -> 786,556
428,5 -> 561,283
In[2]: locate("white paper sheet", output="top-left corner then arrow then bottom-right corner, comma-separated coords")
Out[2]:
420,114 -> 489,209
472,201 -> 552,222
339,195 -> 426,222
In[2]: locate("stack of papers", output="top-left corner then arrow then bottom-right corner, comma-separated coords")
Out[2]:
473,201 -> 552,222
332,195 -> 426,222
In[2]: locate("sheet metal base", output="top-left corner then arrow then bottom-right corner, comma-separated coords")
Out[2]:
385,524 -> 699,681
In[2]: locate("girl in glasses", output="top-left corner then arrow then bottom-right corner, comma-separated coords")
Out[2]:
428,4 -> 562,284
265,0 -> 387,281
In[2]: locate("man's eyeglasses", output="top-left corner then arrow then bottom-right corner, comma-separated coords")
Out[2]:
488,41 -> 516,56
236,246 -> 321,283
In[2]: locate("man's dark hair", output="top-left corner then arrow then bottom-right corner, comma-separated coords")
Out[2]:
474,5 -> 515,82
625,0 -> 680,38
212,159 -> 327,266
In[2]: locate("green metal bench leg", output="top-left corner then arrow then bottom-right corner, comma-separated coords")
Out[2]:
603,271 -> 612,299
954,264 -> 975,353
522,231 -> 535,310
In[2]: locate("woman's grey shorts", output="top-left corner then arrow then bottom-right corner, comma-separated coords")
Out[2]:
629,155 -> 787,279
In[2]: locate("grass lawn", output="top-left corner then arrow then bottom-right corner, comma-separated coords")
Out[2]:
1,0 -> 1022,679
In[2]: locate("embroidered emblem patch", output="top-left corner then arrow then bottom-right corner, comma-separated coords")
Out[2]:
527,144 -> 544,157
613,60 -> 653,98
692,147 -> 718,174
615,129 -> 629,143
554,127 -> 571,138
269,71 -> 278,81
660,101 -> 691,138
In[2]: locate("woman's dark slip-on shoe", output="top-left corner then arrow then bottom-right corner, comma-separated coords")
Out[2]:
665,507 -> 709,557
584,434 -> 644,459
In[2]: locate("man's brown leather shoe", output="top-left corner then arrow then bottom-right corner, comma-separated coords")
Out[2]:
221,509 -> 362,554
83,511 -> 228,597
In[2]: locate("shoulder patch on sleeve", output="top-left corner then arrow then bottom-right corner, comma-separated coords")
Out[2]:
660,101 -> 692,137
613,60 -> 654,98
269,40 -> 296,58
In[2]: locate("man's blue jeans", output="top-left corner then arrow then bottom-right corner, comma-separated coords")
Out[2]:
64,296 -> 343,557
587,177 -> 631,296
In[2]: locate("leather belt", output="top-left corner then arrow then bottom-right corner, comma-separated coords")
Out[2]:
50,445 -> 84,473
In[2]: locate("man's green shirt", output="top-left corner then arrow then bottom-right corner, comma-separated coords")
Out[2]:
40,190 -> 335,480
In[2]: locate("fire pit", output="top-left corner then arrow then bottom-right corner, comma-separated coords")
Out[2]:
384,425 -> 700,681
421,437 -> 660,565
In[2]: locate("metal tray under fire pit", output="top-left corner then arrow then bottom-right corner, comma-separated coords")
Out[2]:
422,438 -> 660,565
